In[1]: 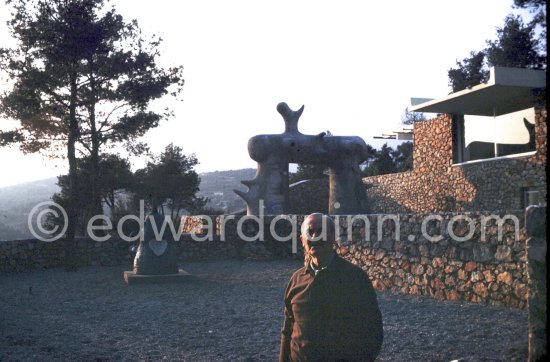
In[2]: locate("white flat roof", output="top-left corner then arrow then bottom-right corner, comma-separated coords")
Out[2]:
410,67 -> 546,116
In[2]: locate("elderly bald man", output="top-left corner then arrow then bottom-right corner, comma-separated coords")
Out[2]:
279,213 -> 383,362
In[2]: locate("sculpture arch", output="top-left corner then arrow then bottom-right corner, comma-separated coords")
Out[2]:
235,102 -> 369,215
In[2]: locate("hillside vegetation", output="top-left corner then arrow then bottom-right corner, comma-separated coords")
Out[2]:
0,178 -> 60,240
0,169 -> 257,240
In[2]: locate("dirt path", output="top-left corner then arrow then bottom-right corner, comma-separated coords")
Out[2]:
0,260 -> 528,361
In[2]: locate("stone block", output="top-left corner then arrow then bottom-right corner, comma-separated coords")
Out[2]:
445,275 -> 455,287
494,245 -> 512,261
445,290 -> 460,301
432,257 -> 443,269
483,270 -> 495,283
473,282 -> 489,298
497,271 -> 513,285
374,249 -> 386,260
526,206 -> 547,361
418,244 -> 429,257
425,265 -> 434,276
457,269 -> 468,280
123,269 -> 192,285
472,244 -> 493,262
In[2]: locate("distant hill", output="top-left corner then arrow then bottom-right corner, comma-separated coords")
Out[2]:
0,169 -> 258,240
198,168 -> 256,213
0,177 -> 60,241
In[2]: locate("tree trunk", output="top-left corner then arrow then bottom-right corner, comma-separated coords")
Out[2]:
88,67 -> 103,223
65,68 -> 80,271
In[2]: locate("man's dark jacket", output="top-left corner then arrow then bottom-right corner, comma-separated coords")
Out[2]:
279,255 -> 383,361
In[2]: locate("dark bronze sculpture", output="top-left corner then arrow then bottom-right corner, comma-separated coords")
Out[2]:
133,210 -> 179,275
235,102 -> 369,215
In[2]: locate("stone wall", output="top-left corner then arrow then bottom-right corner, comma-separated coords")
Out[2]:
2,211 -> 536,310
288,178 -> 329,214
334,211 -> 528,309
180,214 -> 305,258
182,212 -> 529,308
525,206 -> 547,360
363,107 -> 547,213
0,235 -> 295,273
0,238 -> 134,272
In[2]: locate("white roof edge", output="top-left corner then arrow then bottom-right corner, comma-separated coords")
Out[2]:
410,98 -> 434,106
409,66 -> 546,114
409,82 -> 493,112
490,66 -> 546,87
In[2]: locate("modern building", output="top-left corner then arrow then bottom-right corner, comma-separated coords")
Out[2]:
363,67 -> 546,213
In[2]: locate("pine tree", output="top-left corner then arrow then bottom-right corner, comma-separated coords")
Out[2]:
0,0 -> 183,268
448,5 -> 546,92
133,144 -> 206,231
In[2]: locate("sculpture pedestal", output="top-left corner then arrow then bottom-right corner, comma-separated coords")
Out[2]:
123,269 -> 192,285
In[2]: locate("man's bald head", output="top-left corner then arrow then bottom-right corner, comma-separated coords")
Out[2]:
300,213 -> 336,241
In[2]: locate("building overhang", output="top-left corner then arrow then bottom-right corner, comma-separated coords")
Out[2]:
410,67 -> 546,116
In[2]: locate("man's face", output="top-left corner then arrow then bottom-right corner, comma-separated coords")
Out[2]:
301,215 -> 335,259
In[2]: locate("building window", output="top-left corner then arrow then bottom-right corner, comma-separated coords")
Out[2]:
452,108 -> 536,163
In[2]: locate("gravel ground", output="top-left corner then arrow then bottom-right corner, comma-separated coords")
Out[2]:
0,259 -> 528,362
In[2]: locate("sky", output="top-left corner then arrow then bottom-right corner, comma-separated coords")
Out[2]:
0,0 -> 532,187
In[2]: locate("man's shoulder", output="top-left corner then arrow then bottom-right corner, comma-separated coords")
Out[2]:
290,265 -> 308,280
285,265 -> 310,292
